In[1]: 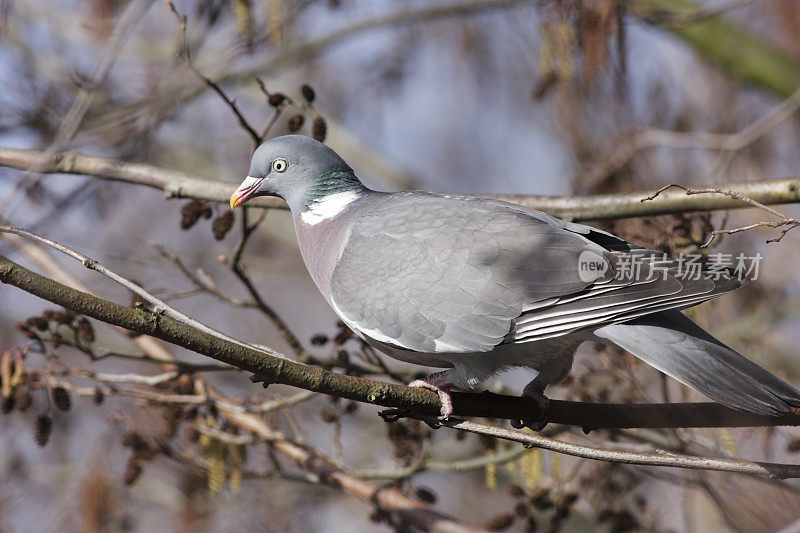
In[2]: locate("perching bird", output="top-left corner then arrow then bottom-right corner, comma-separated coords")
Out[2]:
230,135 -> 800,420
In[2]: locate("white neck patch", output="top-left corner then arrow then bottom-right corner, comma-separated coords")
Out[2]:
300,191 -> 361,225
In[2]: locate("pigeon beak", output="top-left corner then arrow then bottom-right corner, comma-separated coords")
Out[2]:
230,176 -> 265,209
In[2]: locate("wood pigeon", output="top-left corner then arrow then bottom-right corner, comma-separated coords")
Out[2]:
230,135 -> 800,420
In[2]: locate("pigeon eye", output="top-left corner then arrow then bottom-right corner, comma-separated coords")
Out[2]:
272,158 -> 288,173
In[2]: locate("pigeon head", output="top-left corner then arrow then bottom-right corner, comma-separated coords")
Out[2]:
230,135 -> 365,218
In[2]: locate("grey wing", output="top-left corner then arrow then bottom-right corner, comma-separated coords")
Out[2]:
330,193 -> 744,354
506,247 -> 744,343
329,193 -> 598,353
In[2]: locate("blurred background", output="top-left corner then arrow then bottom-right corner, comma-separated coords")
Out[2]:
2,0 -> 800,531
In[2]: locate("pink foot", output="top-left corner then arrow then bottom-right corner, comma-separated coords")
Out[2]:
408,371 -> 454,419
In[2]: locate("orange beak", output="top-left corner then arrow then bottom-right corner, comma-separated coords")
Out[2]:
230,176 -> 264,209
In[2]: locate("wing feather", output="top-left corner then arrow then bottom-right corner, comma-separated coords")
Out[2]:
329,192 -> 744,354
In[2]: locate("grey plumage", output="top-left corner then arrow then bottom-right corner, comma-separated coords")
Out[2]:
231,135 -> 800,417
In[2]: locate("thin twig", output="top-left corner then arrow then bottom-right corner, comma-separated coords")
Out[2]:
227,207 -> 312,359
642,184 -> 800,245
0,225 -> 293,362
422,416 -> 800,479
0,0 -> 153,217
164,0 -> 261,147
149,241 -> 258,308
581,82 -> 800,188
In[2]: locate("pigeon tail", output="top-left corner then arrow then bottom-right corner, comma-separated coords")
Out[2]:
593,310 -> 800,415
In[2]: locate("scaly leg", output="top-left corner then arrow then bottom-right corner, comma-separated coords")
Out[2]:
408,370 -> 454,419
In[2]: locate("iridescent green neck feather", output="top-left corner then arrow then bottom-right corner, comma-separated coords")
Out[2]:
302,170 -> 366,209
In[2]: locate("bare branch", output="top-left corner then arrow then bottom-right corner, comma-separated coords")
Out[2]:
221,407 -> 484,533
0,0 -> 153,215
148,241 -> 257,308
580,82 -> 800,188
0,225 -> 290,362
423,416 -> 800,479
226,207 -> 311,359
164,0 -> 262,147
0,146 -> 798,221
4,253 -> 800,432
643,184 -> 800,244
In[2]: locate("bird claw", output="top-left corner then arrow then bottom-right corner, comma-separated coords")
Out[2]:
512,389 -> 549,431
408,374 -> 454,420
249,374 -> 271,389
377,408 -> 443,429
378,408 -> 409,423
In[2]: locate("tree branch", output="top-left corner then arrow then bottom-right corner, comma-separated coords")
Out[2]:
0,146 -> 798,221
420,416 -> 800,479
643,184 -> 800,244
220,408 -> 484,533
3,254 -> 800,430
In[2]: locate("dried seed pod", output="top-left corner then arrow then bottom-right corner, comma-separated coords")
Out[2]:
52,386 -> 72,411
211,210 -> 234,240
124,457 -> 143,486
35,414 -> 53,447
16,322 -> 36,338
14,386 -> 32,412
529,487 -> 554,510
93,386 -> 105,405
300,84 -> 316,103
180,200 -> 205,230
507,484 -> 525,497
175,374 -> 195,395
561,492 -> 578,507
312,116 -> 327,142
287,114 -> 304,132
485,513 -> 515,531
414,486 -> 437,504
137,444 -> 158,461
185,425 -> 201,442
320,409 -> 337,423
310,334 -> 329,346
789,439 -> 800,453
514,502 -> 529,517
76,317 -> 95,344
31,316 -> 49,331
53,310 -> 76,324
555,502 -> 571,519
122,431 -> 149,453
2,396 -> 14,414
333,330 -> 351,345
268,92 -> 286,107
344,401 -> 358,414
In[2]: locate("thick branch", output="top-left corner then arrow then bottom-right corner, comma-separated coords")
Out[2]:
3,254 -> 800,430
1,147 -> 799,221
